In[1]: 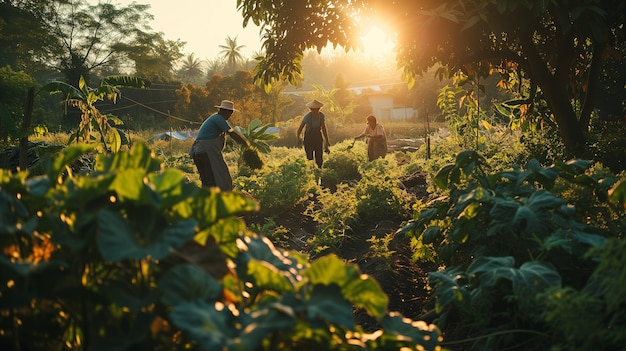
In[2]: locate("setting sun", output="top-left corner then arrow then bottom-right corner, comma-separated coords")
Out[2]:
359,24 -> 396,60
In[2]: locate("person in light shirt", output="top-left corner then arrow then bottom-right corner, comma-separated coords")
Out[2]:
354,115 -> 387,161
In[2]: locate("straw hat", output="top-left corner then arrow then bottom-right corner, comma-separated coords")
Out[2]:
215,100 -> 238,111
306,99 -> 324,109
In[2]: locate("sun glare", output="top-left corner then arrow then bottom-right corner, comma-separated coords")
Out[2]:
359,25 -> 396,60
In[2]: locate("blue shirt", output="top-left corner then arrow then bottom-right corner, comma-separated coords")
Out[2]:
302,112 -> 325,129
196,113 -> 232,140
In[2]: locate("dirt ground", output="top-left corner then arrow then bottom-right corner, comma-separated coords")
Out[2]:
243,166 -> 438,332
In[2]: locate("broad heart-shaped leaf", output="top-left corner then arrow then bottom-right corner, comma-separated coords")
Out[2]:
169,301 -> 237,350
234,235 -> 303,281
45,144 -> 94,182
148,169 -> 197,211
158,264 -> 222,306
380,312 -> 441,350
95,142 -> 162,175
109,168 -> 151,203
306,284 -> 355,328
96,210 -> 196,261
192,188 -> 259,227
467,256 -> 515,287
468,256 -> 562,292
304,255 -> 388,318
195,217 -> 248,258
246,259 -> 295,293
543,229 -> 607,255
507,261 -> 562,293
422,226 -> 441,244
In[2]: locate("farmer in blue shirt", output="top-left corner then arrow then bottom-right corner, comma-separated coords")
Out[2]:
190,100 -> 250,190
296,99 -> 331,168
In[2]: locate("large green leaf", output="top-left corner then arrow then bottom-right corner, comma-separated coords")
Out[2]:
109,168 -> 150,203
45,144 -> 94,182
148,169 -> 197,210
95,142 -> 162,175
97,210 -> 196,261
467,256 -> 515,287
158,264 -> 222,306
247,259 -> 295,293
170,301 -> 237,350
192,189 -> 259,226
468,256 -> 562,292
307,284 -> 355,328
195,217 -> 248,257
380,313 -> 441,350
304,255 -> 388,317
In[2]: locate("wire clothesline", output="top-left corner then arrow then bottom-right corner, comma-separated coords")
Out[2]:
119,96 -> 202,125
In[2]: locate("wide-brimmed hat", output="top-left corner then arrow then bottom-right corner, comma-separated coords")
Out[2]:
306,99 -> 324,109
215,100 -> 238,111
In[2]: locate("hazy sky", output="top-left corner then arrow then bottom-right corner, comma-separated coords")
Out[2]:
92,0 -> 395,63
107,0 -> 264,60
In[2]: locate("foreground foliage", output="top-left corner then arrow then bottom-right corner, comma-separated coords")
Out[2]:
400,150 -> 626,350
0,142 -> 441,351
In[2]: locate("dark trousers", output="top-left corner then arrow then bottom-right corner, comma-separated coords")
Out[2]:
304,131 -> 323,167
192,152 -> 215,187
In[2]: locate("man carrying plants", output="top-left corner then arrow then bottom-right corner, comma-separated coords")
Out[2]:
189,100 -> 251,191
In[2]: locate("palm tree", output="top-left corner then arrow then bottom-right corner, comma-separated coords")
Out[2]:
177,53 -> 204,83
219,36 -> 245,72
205,57 -> 226,77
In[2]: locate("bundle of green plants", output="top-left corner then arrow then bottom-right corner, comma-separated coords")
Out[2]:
241,146 -> 264,170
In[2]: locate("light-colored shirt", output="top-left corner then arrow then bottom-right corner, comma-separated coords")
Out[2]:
362,123 -> 385,138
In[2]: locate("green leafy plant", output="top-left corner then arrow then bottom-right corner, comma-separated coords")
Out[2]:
0,142 -> 443,351
236,157 -> 316,214
399,150 -> 623,350
38,75 -> 150,153
305,183 -> 360,256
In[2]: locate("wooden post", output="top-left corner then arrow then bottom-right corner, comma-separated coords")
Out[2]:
19,87 -> 34,171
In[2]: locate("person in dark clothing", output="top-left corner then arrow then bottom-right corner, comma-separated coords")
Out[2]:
296,99 -> 331,168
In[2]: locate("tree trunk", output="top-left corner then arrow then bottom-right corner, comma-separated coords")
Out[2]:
519,33 -> 587,157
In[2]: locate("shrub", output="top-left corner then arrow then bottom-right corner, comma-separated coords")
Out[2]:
0,142 -> 442,351
399,150 -> 625,350
236,157 -> 316,215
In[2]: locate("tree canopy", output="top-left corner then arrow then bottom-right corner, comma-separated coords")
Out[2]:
240,0 -> 626,156
0,0 -> 184,85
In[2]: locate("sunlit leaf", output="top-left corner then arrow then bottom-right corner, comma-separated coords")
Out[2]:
380,313 -> 441,350
247,259 -> 294,292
